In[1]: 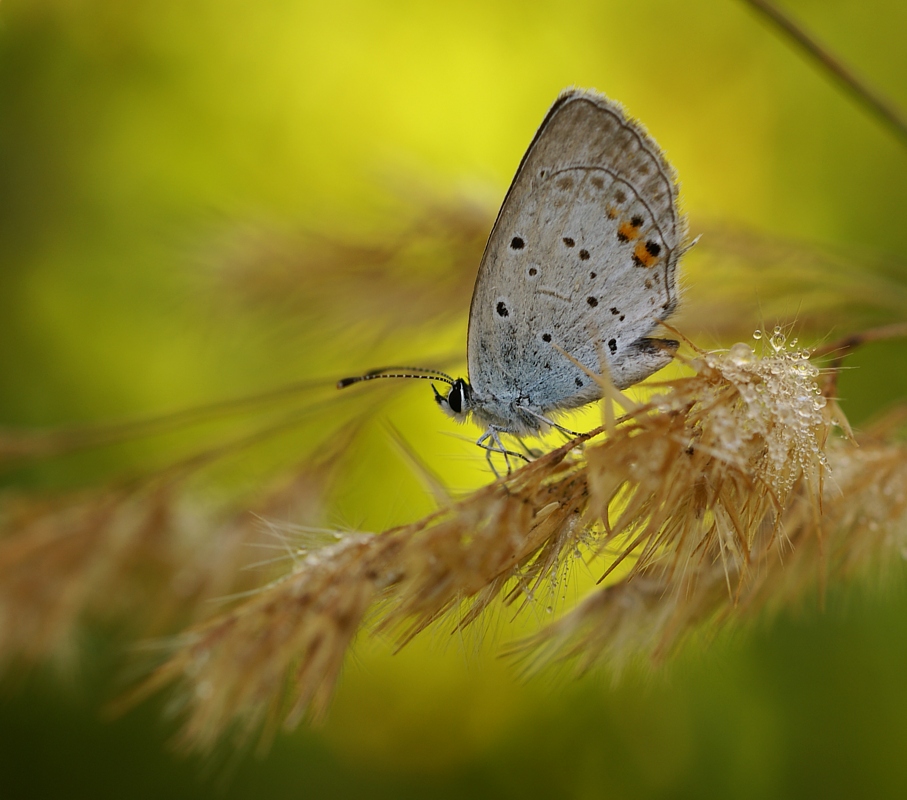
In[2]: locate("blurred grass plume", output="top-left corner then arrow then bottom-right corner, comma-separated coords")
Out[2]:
2,177 -> 907,751
96,326 -> 907,751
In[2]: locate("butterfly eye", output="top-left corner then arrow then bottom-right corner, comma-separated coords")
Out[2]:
448,383 -> 463,414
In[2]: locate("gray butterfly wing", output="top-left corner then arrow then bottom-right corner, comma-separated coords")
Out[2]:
467,89 -> 686,418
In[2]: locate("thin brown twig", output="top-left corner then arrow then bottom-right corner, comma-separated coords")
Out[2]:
741,0 -> 907,148
811,323 -> 907,427
0,378 -> 328,465
811,322 -> 907,361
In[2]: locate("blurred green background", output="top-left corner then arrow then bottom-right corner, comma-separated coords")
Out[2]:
2,0 -> 907,797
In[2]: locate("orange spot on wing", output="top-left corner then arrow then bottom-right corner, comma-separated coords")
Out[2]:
606,206 -> 617,219
633,241 -> 659,268
618,220 -> 640,241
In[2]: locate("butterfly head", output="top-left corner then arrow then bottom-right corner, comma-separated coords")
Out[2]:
337,367 -> 472,422
433,378 -> 471,422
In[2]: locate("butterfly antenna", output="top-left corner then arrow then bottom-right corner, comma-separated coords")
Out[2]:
337,367 -> 456,389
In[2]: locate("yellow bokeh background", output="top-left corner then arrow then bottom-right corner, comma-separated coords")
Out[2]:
2,1 -> 907,797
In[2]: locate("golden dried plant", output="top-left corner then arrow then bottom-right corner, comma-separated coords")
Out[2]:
2,182 -> 907,750
104,326 -> 907,753
2,187 -> 906,752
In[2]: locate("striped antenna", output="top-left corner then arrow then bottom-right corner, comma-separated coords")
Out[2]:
336,366 -> 456,390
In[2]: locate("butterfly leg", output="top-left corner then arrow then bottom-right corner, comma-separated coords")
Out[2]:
514,437 -> 544,459
476,428 -> 528,477
516,405 -> 583,441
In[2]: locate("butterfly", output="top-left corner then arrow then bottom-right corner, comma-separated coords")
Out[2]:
340,88 -> 687,471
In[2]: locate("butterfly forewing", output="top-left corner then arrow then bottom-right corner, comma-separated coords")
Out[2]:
466,89 -> 685,413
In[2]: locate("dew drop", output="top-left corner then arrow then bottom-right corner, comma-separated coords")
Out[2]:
728,342 -> 755,365
753,329 -> 762,340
